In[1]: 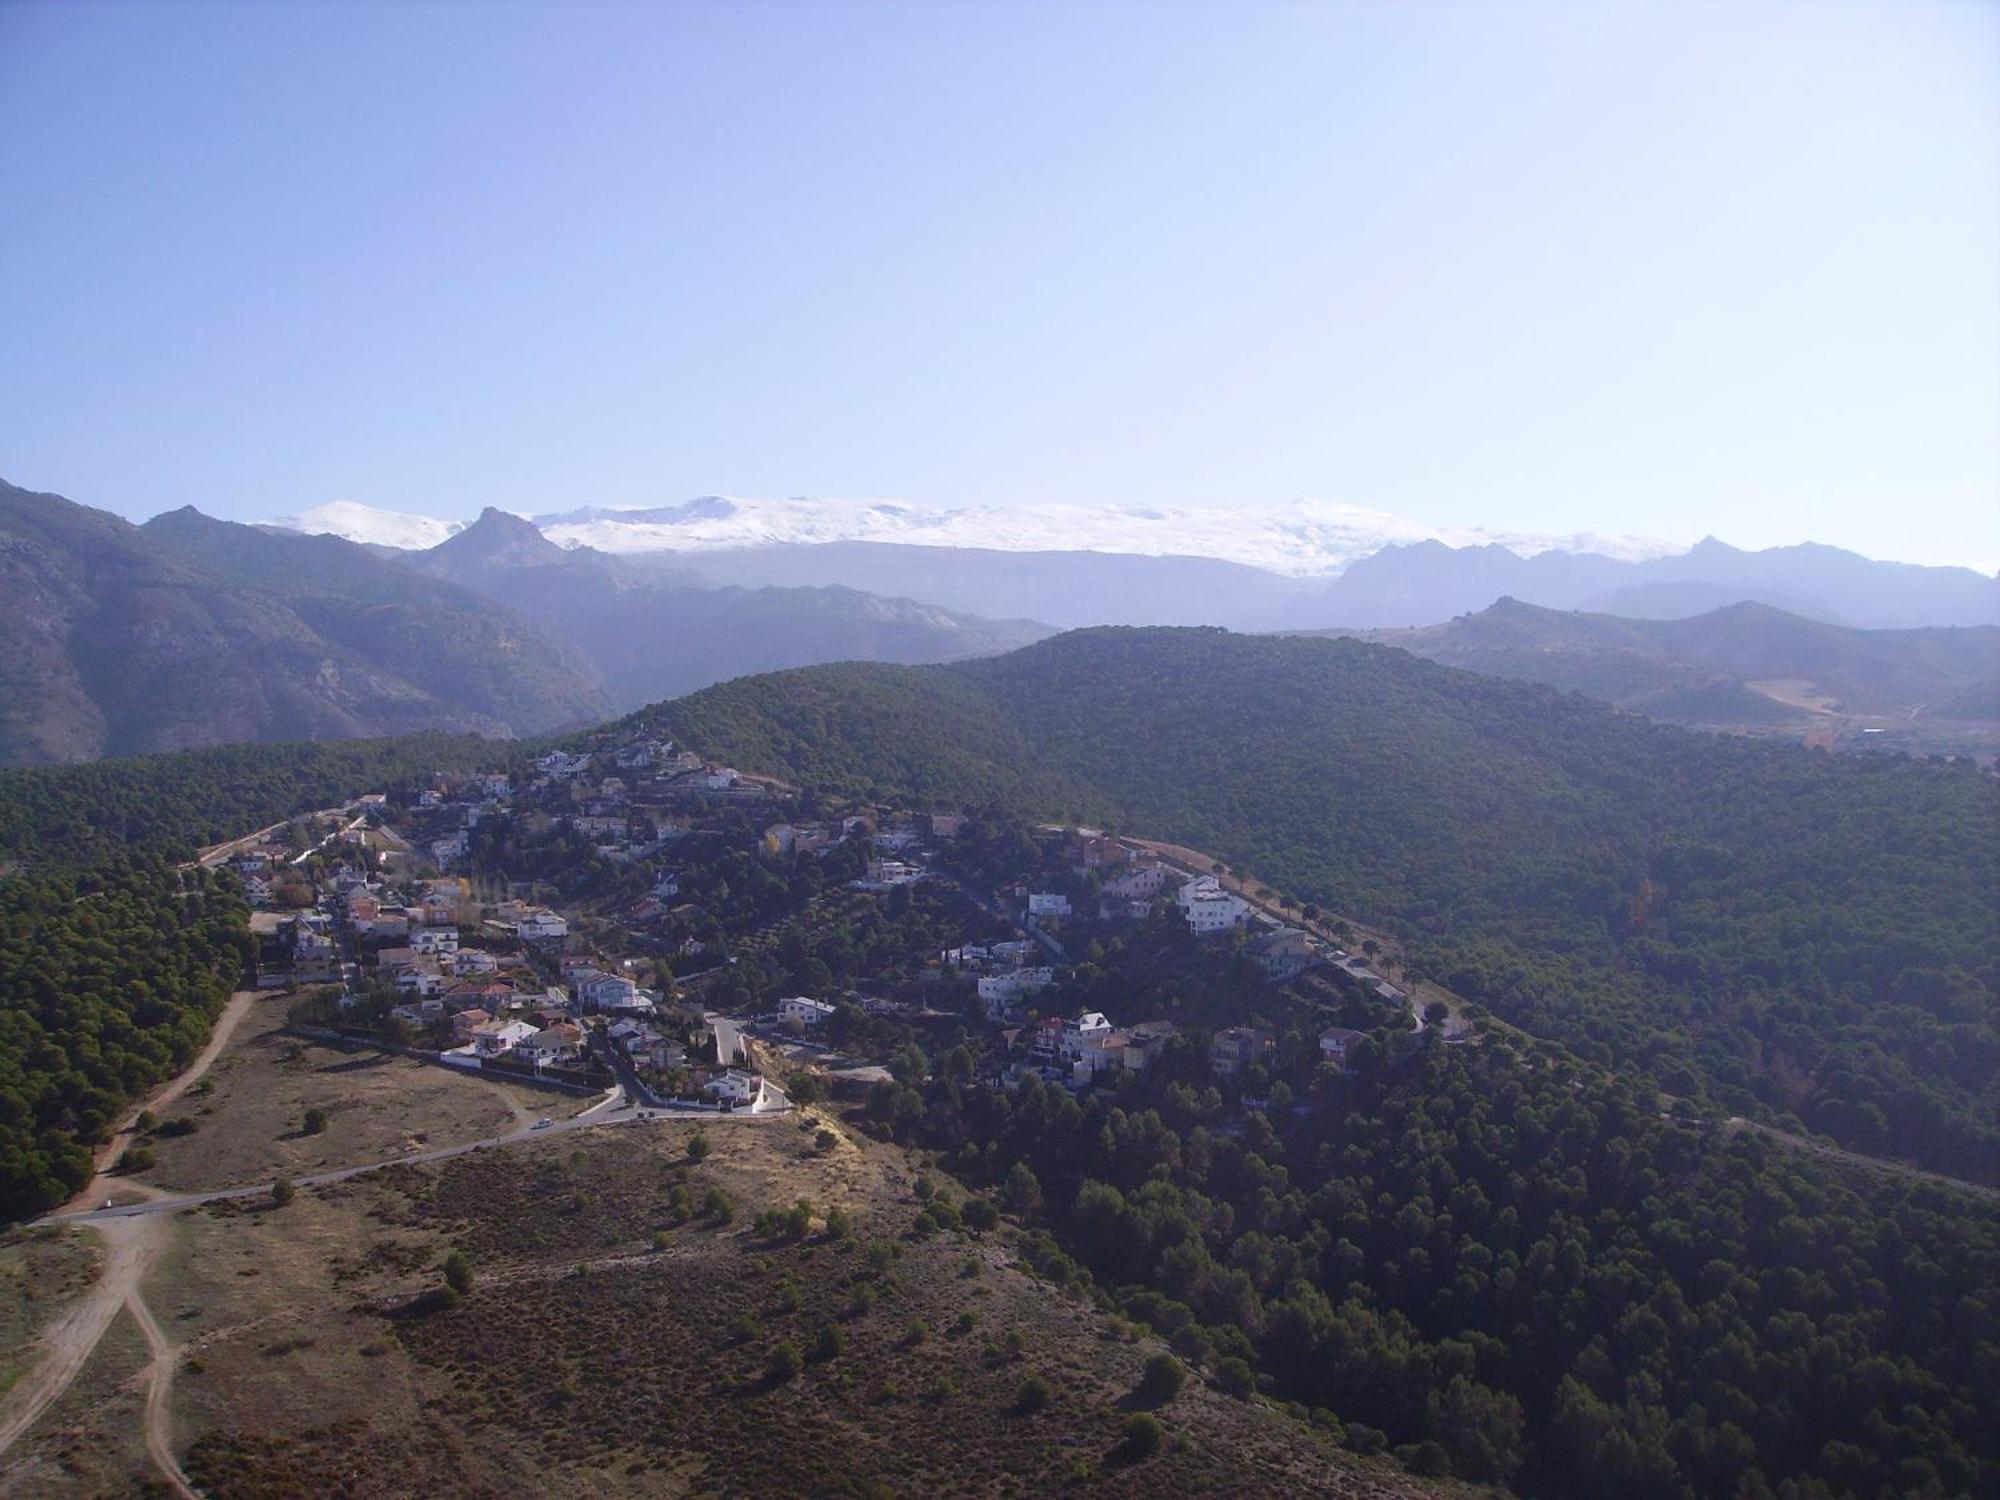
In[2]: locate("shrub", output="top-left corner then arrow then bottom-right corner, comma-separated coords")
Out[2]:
1120,1413 -> 1165,1461
766,1342 -> 803,1382
962,1196 -> 1000,1232
1396,1441 -> 1452,1478
442,1249 -> 474,1296
1137,1352 -> 1186,1404
814,1128 -> 839,1154
116,1146 -> 156,1174
1014,1373 -> 1053,1413
808,1322 -> 844,1363
824,1205 -> 852,1241
727,1313 -> 759,1345
1215,1356 -> 1254,1399
1346,1423 -> 1387,1456
301,1107 -> 328,1136
269,1175 -> 296,1207
686,1132 -> 711,1163
155,1117 -> 199,1138
703,1187 -> 733,1222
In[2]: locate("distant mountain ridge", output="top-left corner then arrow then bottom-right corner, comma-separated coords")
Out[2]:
267,497 -> 1996,631
0,480 -> 608,766
1292,536 -> 2000,630
405,508 -> 1055,708
1306,598 -> 2000,749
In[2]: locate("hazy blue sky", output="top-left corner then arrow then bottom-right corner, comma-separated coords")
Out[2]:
1,0 -> 1995,568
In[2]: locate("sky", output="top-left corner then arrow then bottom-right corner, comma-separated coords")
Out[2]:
0,0 -> 1995,570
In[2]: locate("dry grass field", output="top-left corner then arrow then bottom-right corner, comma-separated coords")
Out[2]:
0,1295 -> 152,1496
0,1229 -> 98,1400
156,1115 -> 1455,1499
134,995 -> 555,1193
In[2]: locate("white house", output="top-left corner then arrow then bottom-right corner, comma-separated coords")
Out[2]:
779,995 -> 837,1029
394,963 -> 447,997
1178,876 -> 1250,935
576,972 -> 640,1012
703,1069 -> 767,1108
1027,892 -> 1072,920
411,925 -> 459,956
977,967 -> 1055,1019
1058,1011 -> 1113,1062
518,910 -> 568,942
470,1018 -> 537,1056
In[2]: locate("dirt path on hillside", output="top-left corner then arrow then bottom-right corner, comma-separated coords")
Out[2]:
0,991 -> 273,1483
1726,1117 -> 2000,1203
127,1284 -> 198,1498
0,1209 -> 167,1461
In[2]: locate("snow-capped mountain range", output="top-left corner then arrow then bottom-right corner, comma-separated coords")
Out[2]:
270,494 -> 1679,577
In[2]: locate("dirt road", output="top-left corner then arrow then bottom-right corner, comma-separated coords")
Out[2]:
0,1208 -> 167,1460
127,1280 -> 199,1499
0,990 -> 273,1484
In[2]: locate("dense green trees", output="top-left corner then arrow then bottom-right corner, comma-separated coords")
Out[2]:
662,627 -> 1998,1178
873,1033 -> 1999,1495
0,864 -> 247,1217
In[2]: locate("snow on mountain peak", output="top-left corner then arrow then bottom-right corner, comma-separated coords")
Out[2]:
531,495 -> 1679,576
263,493 -> 1680,575
269,500 -> 466,551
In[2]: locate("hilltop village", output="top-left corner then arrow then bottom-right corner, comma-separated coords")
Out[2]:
222,725 -> 1467,1133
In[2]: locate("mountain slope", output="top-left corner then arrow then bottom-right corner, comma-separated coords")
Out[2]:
674,539 -> 1321,628
1293,535 -> 2000,628
1306,598 -> 2000,740
408,509 -> 1053,707
0,480 -> 606,766
651,627 -> 1998,1180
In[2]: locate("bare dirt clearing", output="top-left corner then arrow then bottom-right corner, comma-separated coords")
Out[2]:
136,996 -> 555,1193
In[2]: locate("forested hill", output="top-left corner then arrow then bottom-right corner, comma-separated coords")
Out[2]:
659,627 -> 1999,1179
0,731 -> 522,868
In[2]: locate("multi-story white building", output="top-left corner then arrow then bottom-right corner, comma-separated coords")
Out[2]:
1178,876 -> 1250,935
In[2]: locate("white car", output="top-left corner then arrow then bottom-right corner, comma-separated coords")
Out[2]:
532,1117 -> 554,1130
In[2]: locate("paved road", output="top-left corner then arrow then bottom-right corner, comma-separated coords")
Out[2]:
708,1013 -> 746,1069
